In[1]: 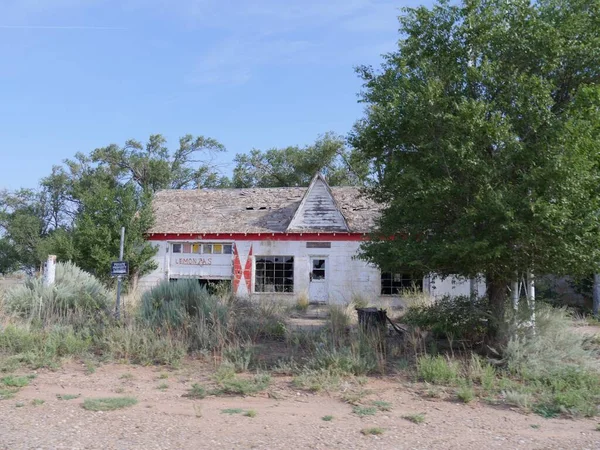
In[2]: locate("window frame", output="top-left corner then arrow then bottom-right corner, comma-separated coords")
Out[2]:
380,272 -> 423,296
254,255 -> 294,294
171,242 -> 234,255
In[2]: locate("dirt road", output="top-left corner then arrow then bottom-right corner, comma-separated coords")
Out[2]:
1,362 -> 598,450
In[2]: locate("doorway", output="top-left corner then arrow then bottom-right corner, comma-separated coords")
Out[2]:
309,257 -> 328,303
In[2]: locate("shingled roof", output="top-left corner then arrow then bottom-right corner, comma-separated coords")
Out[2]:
149,180 -> 380,235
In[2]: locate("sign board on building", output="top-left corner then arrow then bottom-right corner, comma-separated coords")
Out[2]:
111,261 -> 129,276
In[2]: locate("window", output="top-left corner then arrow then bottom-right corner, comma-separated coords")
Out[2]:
223,244 -> 233,254
311,259 -> 325,280
255,256 -> 294,293
172,243 -> 182,253
381,272 -> 423,295
191,243 -> 201,254
183,243 -> 192,253
203,244 -> 213,254
213,244 -> 223,254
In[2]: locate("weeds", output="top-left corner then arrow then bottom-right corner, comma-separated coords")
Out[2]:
416,355 -> 460,385
244,410 -> 257,418
372,400 -> 392,411
0,388 -> 18,400
31,399 -> 44,406
341,389 -> 371,405
322,415 -> 334,421
403,413 -> 425,424
157,383 -> 168,391
221,408 -> 243,414
353,406 -> 377,417
82,397 -> 138,411
1,375 -> 30,387
185,384 -> 207,399
56,394 -> 80,400
456,385 -> 475,403
361,427 -> 384,435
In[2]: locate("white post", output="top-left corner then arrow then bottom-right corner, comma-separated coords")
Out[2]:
526,272 -> 535,333
43,255 -> 57,286
511,275 -> 519,312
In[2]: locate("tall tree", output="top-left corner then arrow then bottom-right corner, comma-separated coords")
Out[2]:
350,0 -> 600,338
232,133 -> 368,187
91,134 -> 229,192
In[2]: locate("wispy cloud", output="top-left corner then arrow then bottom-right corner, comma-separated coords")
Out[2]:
189,37 -> 317,85
179,0 -> 400,85
0,25 -> 125,30
1,0 -> 401,85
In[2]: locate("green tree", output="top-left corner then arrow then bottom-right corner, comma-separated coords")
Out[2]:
350,0 -> 600,338
232,133 -> 368,187
91,134 -> 229,192
71,169 -> 156,286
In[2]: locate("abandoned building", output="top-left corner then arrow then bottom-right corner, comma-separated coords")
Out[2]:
140,174 -> 484,304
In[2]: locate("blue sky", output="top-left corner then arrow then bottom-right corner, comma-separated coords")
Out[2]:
0,0 -> 428,190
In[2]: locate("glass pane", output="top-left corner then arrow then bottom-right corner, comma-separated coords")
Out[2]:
312,269 -> 325,280
191,243 -> 201,254
172,244 -> 182,254
213,244 -> 223,254
223,244 -> 233,254
312,259 -> 326,269
183,243 -> 192,253
203,244 -> 213,254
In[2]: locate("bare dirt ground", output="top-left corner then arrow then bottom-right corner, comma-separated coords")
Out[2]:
1,360 -> 599,450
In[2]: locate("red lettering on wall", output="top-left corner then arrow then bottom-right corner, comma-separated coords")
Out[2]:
174,258 -> 212,266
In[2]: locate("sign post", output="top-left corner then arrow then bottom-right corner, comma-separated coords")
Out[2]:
113,227 -> 127,319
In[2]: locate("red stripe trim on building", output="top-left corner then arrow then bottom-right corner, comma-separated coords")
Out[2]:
147,232 -> 368,242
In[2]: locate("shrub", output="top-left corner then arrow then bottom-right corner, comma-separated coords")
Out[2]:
0,324 -> 92,369
503,304 -> 600,417
403,295 -> 489,345
295,292 -> 310,311
141,279 -> 228,329
416,355 -> 460,385
456,385 -> 475,403
304,343 -> 377,377
222,343 -> 255,372
100,324 -> 186,366
4,262 -> 111,325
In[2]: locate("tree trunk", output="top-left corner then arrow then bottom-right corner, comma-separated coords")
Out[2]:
486,275 -> 508,343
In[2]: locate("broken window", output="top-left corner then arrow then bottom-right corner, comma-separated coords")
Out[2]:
255,256 -> 294,293
172,243 -> 182,253
223,244 -> 233,254
183,243 -> 192,254
380,272 -> 423,295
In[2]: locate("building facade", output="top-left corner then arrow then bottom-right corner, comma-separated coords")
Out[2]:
140,174 -> 484,304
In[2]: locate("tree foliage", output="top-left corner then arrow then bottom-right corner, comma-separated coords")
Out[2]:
232,133 -> 367,187
0,134 -> 225,283
350,0 -> 600,330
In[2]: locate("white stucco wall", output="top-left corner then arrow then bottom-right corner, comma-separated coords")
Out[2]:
139,239 -> 486,305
